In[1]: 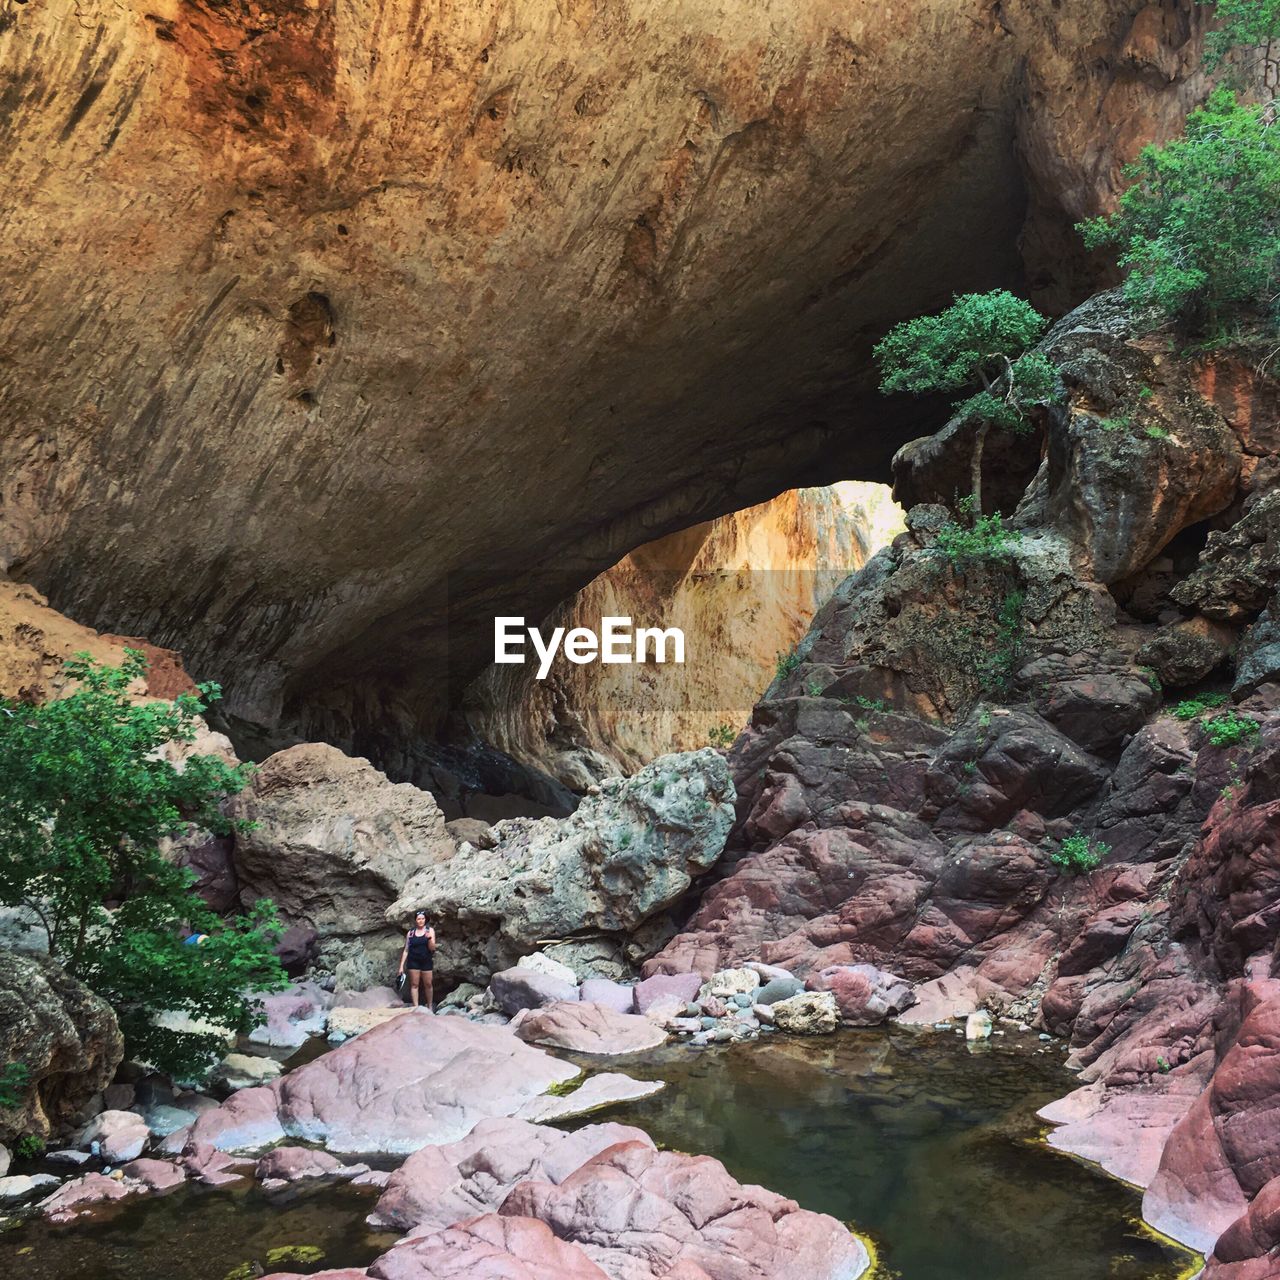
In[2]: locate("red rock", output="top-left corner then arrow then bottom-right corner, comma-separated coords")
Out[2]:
119,1158 -> 186,1192
499,1139 -> 869,1279
369,1215 -> 609,1280
514,1001 -> 667,1054
1203,1174 -> 1280,1280
38,1173 -> 134,1222
806,964 -> 914,1025
176,1014 -> 580,1154
369,1117 -> 653,1234
633,972 -> 702,1012
579,978 -> 636,1014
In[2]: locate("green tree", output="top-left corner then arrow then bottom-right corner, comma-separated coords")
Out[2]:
0,651 -> 285,1080
874,290 -> 1054,512
1198,0 -> 1280,88
1080,90 -> 1280,335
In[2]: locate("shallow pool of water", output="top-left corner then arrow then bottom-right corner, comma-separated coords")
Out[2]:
1,1026 -> 1198,1280
0,1180 -> 397,1280
565,1027 -> 1198,1280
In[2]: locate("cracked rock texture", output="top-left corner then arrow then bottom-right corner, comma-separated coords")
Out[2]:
0,0 -> 1211,774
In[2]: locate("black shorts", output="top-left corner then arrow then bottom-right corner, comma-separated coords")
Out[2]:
406,962 -> 433,973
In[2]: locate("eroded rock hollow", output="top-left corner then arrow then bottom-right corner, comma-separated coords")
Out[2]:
0,0 -> 1211,771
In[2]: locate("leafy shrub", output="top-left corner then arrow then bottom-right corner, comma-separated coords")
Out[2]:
708,723 -> 737,750
1197,0 -> 1280,78
935,512 -> 1022,566
874,291 -> 1054,510
1145,425 -> 1170,440
1050,833 -> 1110,874
1172,692 -> 1229,719
0,652 -> 286,1080
14,1134 -> 45,1160
1205,711 -> 1262,746
1080,90 -> 1280,335
775,651 -> 801,681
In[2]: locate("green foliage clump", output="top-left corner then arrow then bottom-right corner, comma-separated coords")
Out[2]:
775,650 -> 801,681
0,1061 -> 30,1109
707,723 -> 737,750
14,1134 -> 45,1160
0,652 -> 286,1080
935,512 -> 1022,567
1051,833 -> 1110,874
1080,90 -> 1280,335
1198,0 -> 1280,79
1205,710 -> 1262,746
874,291 -> 1055,510
978,589 -> 1026,694
1145,425 -> 1170,440
1172,692 -> 1230,719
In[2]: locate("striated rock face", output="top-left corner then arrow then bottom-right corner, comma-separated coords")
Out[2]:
466,483 -> 902,788
0,0 -> 1212,767
0,952 -> 123,1143
390,749 -> 734,984
230,742 -> 455,983
644,292 -> 1280,1263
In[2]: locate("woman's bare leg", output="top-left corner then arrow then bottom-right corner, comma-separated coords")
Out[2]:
408,970 -> 421,1007
423,972 -> 434,1013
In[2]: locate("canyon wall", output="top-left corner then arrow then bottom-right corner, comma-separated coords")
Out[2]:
0,0 -> 1211,770
466,483 -> 903,788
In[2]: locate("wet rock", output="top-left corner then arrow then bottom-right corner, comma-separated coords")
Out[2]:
490,967 -> 580,1017
771,991 -> 840,1036
965,1010 -> 993,1041
514,1002 -> 668,1055
174,1012 -> 579,1154
0,950 -> 122,1143
119,1158 -> 186,1192
390,750 -> 734,984
370,1216 -> 609,1279
255,1146 -> 364,1189
807,964 -> 915,1026
0,1173 -> 60,1203
513,1074 -> 664,1124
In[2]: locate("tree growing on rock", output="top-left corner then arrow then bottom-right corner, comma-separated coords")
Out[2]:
873,290 -> 1055,513
1081,89 -> 1280,337
0,651 -> 286,1080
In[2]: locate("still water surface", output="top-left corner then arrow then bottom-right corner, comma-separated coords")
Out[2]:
1,1027 -> 1198,1280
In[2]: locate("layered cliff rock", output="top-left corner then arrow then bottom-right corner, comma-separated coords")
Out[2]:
466,482 -> 902,787
645,291 -> 1280,1271
0,0 -> 1212,770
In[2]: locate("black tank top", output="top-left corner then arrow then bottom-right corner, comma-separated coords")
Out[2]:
406,929 -> 432,966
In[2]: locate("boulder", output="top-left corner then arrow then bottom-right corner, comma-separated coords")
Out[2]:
389,750 -> 734,984
514,1002 -> 668,1055
173,1012 -> 579,1154
701,966 -> 761,999
1140,617 -> 1239,689
369,1117 -> 655,1234
490,967 -> 579,1017
1173,489 -> 1280,622
757,976 -> 806,1004
0,1173 -> 60,1204
0,950 -> 122,1143
247,984 -> 333,1049
327,1006 -> 414,1039
516,952 -> 581,987
806,964 -> 915,1025
633,972 -> 702,1014
255,1146 -> 360,1188
513,1074 -> 664,1124
80,1109 -> 149,1163
578,978 -> 636,1015
211,1053 -> 284,1091
771,991 -> 840,1036
500,1140 -> 869,1279
230,743 -> 454,945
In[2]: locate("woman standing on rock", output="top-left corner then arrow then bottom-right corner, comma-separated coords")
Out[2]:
398,911 -> 436,1011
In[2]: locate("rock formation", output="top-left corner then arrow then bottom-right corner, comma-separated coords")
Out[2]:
0,951 -> 123,1143
643,290 -> 1280,1270
466,483 -> 901,787
0,0 -> 1214,774
390,748 -> 735,984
